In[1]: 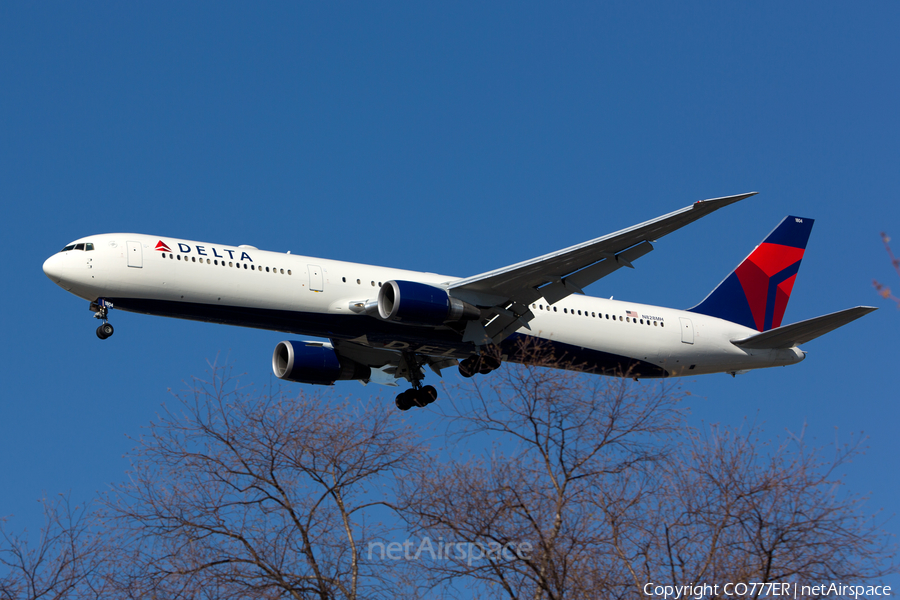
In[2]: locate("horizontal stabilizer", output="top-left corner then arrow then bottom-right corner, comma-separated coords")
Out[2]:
731,306 -> 877,349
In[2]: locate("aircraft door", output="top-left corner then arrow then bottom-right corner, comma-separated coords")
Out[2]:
679,317 -> 694,344
126,241 -> 143,268
308,265 -> 324,292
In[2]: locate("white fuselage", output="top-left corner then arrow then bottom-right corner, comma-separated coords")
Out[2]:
42,233 -> 805,378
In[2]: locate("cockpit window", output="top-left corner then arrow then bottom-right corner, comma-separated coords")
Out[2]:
60,242 -> 94,252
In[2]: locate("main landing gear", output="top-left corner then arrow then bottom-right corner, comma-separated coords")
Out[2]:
389,347 -> 504,411
394,350 -> 441,411
398,347 -> 501,410
90,299 -> 115,340
394,385 -> 438,411
457,350 -> 502,378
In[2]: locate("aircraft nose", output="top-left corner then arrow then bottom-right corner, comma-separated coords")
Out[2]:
43,253 -> 64,283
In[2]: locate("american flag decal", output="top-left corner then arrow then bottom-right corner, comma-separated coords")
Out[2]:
626,310 -> 638,318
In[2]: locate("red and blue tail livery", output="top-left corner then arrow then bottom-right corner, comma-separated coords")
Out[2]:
689,216 -> 814,331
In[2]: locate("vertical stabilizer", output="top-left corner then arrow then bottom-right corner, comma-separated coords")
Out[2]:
689,216 -> 814,331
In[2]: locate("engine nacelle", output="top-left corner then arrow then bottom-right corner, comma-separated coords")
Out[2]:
377,280 -> 480,326
272,341 -> 371,385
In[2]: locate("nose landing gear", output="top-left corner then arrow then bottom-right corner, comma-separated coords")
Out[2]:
96,322 -> 114,339
90,299 -> 115,340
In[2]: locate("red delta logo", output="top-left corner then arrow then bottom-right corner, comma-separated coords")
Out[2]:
155,240 -> 172,252
735,242 -> 805,331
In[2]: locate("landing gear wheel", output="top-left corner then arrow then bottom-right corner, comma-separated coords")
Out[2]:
421,385 -> 438,404
482,355 -> 502,371
395,390 -> 414,411
96,323 -> 114,340
395,386 -> 438,411
458,357 -> 478,378
460,353 -> 502,377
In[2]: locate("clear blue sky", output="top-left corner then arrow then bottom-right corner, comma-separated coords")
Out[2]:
2,1 -> 898,582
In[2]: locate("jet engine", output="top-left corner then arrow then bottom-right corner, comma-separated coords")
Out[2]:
377,280 -> 480,326
272,341 -> 371,385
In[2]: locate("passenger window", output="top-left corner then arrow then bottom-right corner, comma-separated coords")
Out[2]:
192,256 -> 196,262
178,255 -> 182,260
266,267 -> 270,272
229,262 -> 233,267
654,321 -> 657,326
553,307 -> 557,312
357,279 -> 361,284
288,270 -> 291,275
564,308 -> 568,314
244,263 -> 248,269
280,269 -> 284,274
661,322 -> 664,327
342,277 -> 346,283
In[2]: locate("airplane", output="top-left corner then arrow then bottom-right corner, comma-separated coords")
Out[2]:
42,192 -> 875,410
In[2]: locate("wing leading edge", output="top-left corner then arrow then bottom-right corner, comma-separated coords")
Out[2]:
448,192 -> 757,345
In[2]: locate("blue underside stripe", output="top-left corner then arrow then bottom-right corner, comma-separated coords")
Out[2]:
108,297 -> 670,379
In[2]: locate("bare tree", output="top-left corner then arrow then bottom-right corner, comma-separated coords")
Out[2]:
396,347 -> 683,600
397,349 -> 896,599
103,365 -> 424,600
0,495 -> 107,600
3,356 -> 894,599
874,232 -> 900,308
603,421 -> 896,599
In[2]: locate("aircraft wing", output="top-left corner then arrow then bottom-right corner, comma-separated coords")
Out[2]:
731,306 -> 877,349
447,192 -> 756,345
